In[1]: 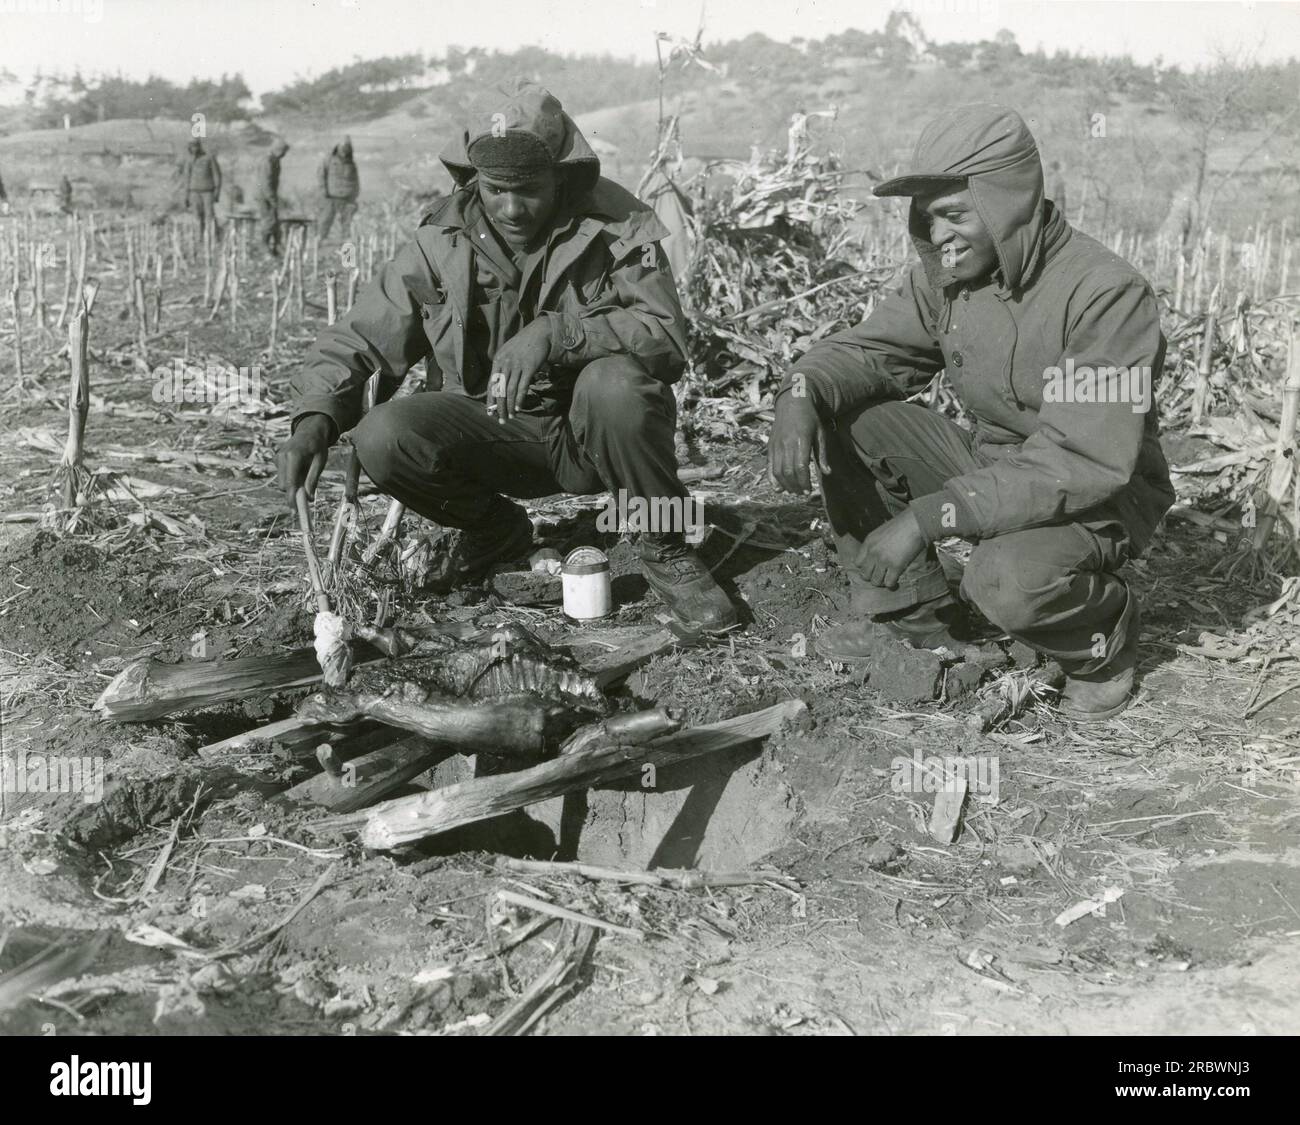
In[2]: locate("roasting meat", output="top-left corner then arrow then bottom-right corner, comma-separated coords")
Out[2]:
297,622 -> 609,757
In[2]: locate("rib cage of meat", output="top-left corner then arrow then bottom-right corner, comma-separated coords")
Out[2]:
295,622 -> 610,756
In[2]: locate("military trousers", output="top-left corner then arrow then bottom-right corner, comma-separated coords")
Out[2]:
821,400 -> 1136,673
350,356 -> 689,533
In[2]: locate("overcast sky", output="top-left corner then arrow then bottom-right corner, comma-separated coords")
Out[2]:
0,0 -> 1296,98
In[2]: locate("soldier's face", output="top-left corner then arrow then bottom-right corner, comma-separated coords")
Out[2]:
479,169 -> 559,250
916,186 -> 998,281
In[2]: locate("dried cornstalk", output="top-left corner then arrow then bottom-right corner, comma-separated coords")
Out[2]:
133,275 -> 147,354
228,239 -> 239,328
269,270 -> 279,356
55,233 -> 72,329
9,281 -> 22,389
1252,323 -> 1300,551
1191,283 -> 1220,424
325,269 -> 337,325
202,224 -> 213,304
60,304 -> 90,509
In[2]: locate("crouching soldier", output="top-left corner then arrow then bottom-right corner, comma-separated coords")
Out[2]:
768,104 -> 1174,720
277,80 -> 735,631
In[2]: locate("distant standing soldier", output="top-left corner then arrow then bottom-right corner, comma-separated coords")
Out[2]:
0,164 -> 8,206
256,138 -> 290,257
57,174 -> 74,215
178,139 -> 223,239
318,136 -> 359,239
1046,159 -> 1068,218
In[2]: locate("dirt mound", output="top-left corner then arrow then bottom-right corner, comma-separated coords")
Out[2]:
0,531 -> 167,658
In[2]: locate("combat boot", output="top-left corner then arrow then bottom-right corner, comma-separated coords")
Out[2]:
641,532 -> 737,632
815,593 -> 971,663
1059,607 -> 1142,721
437,498 -> 535,589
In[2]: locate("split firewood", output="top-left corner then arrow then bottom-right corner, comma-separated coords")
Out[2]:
94,644 -> 384,722
278,734 -> 457,813
310,698 -> 807,847
196,716 -> 388,761
99,621 -> 484,724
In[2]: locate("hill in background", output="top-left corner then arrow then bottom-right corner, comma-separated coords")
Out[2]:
1,22 -> 1296,242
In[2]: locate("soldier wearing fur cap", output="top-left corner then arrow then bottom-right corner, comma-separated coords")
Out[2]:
279,80 -> 735,631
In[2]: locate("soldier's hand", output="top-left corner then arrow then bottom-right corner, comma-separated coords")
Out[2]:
768,385 -> 831,494
489,320 -> 551,423
275,413 -> 334,510
855,509 -> 926,589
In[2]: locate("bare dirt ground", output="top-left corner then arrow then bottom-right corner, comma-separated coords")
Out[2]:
2,216 -> 1298,1038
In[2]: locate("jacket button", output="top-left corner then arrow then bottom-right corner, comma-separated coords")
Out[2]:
952,350 -> 964,367
962,289 -> 970,301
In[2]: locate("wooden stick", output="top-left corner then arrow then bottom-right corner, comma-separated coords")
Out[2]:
312,699 -> 808,847
494,888 -> 645,941
499,857 -> 801,891
295,488 -> 331,614
60,304 -> 90,509
325,269 -> 337,326
345,266 -> 359,312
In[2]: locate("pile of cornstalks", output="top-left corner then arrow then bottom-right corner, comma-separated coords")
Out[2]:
675,145 -> 894,408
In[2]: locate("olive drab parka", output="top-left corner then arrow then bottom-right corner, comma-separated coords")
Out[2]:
292,83 -> 687,437
783,104 -> 1175,555
319,138 -> 360,200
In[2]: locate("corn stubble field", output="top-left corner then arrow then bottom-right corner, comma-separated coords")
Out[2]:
0,112 -> 1299,1037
